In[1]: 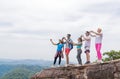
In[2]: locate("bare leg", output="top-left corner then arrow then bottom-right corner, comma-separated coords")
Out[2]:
86,52 -> 90,61
66,54 -> 69,64
85,51 -> 90,64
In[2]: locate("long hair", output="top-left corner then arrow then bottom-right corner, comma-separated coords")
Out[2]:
59,39 -> 64,44
78,37 -> 83,42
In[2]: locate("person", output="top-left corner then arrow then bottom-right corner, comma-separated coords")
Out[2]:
90,28 -> 103,63
73,37 -> 83,65
62,34 -> 73,66
82,31 -> 91,64
50,39 -> 64,67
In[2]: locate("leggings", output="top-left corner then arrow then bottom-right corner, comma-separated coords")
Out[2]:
95,43 -> 102,60
77,49 -> 82,65
53,53 -> 61,65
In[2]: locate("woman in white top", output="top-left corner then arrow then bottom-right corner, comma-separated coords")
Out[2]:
90,28 -> 103,62
82,31 -> 91,64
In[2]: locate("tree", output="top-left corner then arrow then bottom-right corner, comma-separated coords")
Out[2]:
1,65 -> 44,79
102,50 -> 120,62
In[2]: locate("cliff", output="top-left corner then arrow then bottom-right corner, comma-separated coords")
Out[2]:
31,59 -> 120,79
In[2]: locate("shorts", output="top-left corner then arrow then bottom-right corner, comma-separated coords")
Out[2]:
84,46 -> 90,53
65,48 -> 71,55
85,50 -> 90,53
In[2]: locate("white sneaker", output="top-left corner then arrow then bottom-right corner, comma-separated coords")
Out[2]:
100,60 -> 103,63
57,65 -> 60,67
76,64 -> 81,67
97,60 -> 103,63
51,65 -> 55,68
65,64 -> 68,67
97,60 -> 100,63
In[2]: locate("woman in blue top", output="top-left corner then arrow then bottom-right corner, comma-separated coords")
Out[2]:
73,37 -> 83,65
50,39 -> 64,67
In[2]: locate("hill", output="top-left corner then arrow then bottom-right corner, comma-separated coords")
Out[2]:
0,59 -> 53,66
0,59 -> 53,79
1,65 -> 45,79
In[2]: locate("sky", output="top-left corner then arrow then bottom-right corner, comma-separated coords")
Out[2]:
0,0 -> 120,63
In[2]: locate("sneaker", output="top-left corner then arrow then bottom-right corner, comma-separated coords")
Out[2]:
51,65 -> 55,68
96,60 -> 100,63
57,65 -> 60,67
76,64 -> 81,67
100,60 -> 103,63
85,61 -> 90,64
97,60 -> 103,63
65,64 -> 68,67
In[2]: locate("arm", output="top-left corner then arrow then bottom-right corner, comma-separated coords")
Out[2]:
61,46 -> 64,58
91,31 -> 102,35
82,39 -> 85,41
73,42 -> 82,46
81,36 -> 85,41
62,46 -> 64,52
81,35 -> 85,41
62,37 -> 67,43
50,39 -> 58,45
90,33 -> 96,37
63,37 -> 72,44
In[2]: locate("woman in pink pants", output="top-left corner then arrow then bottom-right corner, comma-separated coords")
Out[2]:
90,28 -> 103,62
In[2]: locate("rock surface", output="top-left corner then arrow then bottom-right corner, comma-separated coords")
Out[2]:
31,59 -> 120,79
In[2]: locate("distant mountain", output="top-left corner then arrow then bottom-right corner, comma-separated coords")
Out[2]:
0,59 -> 66,78
0,59 -> 53,78
0,65 -> 46,79
0,59 -> 53,66
0,65 -> 15,77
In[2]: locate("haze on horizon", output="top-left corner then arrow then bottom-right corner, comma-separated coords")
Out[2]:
0,0 -> 120,63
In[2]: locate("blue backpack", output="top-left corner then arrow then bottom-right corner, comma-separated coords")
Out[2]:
69,43 -> 73,50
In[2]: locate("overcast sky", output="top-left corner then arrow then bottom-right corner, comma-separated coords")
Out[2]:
0,0 -> 120,63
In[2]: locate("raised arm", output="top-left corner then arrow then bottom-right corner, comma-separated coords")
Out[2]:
73,42 -> 82,46
91,31 -> 102,35
62,37 -> 72,44
62,37 -> 66,44
90,32 -> 96,37
80,35 -> 85,41
50,39 -> 58,45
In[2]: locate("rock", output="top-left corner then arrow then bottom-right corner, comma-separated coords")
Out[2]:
31,59 -> 120,79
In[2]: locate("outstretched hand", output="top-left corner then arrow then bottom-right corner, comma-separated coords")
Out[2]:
81,35 -> 84,37
90,30 -> 94,32
50,39 -> 52,41
80,35 -> 83,38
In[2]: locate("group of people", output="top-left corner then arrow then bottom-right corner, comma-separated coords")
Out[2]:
50,28 -> 103,67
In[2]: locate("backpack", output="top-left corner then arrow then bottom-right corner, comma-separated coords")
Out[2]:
68,39 -> 73,50
69,43 -> 73,50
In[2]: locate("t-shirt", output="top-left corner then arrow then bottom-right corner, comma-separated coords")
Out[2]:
84,36 -> 91,48
65,38 -> 73,48
95,33 -> 103,43
77,42 -> 82,49
57,43 -> 64,52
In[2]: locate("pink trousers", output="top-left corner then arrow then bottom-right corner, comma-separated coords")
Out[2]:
95,43 -> 102,60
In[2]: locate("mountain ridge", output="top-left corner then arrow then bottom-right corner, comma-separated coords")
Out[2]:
0,59 -> 53,66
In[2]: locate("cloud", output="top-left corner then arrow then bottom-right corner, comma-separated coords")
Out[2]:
0,22 -> 13,27
83,1 -> 120,13
0,0 -> 120,62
